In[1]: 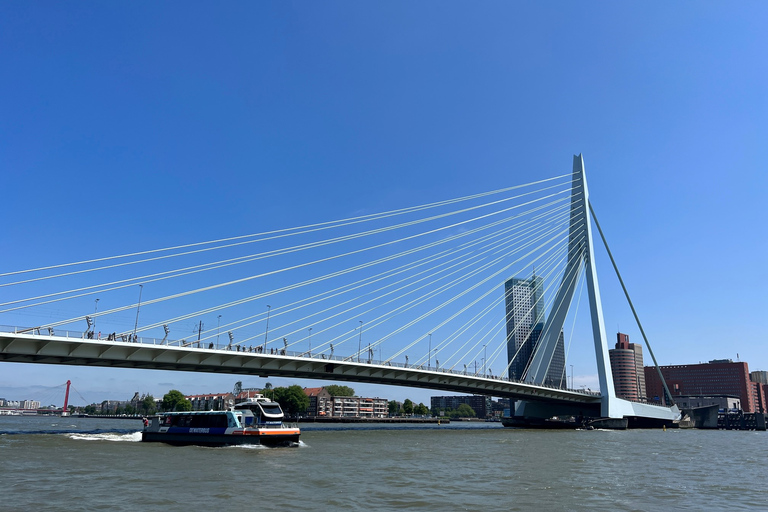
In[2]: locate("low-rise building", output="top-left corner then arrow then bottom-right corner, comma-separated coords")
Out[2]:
490,398 -> 511,418
100,400 -> 129,413
430,395 -> 490,418
187,389 -> 267,411
303,387 -> 388,418
672,395 -> 741,411
187,393 -> 232,411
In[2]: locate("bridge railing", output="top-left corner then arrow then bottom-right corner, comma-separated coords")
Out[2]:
0,324 -> 602,398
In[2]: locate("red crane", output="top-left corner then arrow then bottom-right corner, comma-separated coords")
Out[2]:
62,380 -> 71,417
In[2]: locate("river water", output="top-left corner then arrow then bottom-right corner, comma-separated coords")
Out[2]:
1,416 -> 766,511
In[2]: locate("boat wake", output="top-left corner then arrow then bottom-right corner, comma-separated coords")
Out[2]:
226,439 -> 307,450
66,431 -> 143,442
226,443 -> 271,450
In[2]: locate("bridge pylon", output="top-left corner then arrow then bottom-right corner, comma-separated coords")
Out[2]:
513,155 -> 679,427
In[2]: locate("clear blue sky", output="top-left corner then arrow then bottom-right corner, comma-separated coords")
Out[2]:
1,2 -> 766,406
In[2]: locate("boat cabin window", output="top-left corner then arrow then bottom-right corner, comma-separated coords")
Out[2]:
191,414 -> 227,428
260,404 -> 283,416
167,413 -> 228,428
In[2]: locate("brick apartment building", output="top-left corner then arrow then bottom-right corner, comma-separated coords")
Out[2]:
645,359 -> 764,413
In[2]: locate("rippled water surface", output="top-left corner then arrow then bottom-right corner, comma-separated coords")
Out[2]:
2,416 -> 766,511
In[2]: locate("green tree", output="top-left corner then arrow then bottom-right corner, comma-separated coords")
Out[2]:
162,390 -> 192,412
403,398 -> 414,415
271,385 -> 309,416
324,385 -> 355,397
388,400 -> 400,416
141,394 -> 157,415
262,382 -> 274,400
414,403 -> 430,416
454,403 -> 476,418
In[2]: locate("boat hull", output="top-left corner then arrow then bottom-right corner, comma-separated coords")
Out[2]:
141,429 -> 300,447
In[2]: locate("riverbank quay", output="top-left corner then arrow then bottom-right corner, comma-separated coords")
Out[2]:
76,414 -> 144,420
291,416 -> 449,424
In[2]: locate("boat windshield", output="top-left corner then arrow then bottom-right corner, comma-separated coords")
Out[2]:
261,404 -> 283,416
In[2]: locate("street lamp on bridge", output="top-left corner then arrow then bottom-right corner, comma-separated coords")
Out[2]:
217,315 -> 221,349
263,305 -> 271,352
93,298 -> 99,334
132,285 -> 143,339
428,333 -> 432,370
357,321 -> 363,363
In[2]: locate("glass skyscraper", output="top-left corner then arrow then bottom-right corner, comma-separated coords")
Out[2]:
504,276 -> 567,387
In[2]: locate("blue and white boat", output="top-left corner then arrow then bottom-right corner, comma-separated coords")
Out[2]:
142,395 -> 300,447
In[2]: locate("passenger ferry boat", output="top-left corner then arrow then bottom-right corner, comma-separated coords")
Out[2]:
142,395 -> 300,447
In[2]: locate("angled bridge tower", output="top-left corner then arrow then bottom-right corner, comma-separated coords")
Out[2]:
515,155 -> 679,425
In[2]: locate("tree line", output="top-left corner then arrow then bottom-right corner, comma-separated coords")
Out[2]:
80,386 -> 477,419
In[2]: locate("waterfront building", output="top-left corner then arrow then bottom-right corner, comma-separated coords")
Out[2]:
762,384 -> 768,413
490,397 -> 512,417
187,392 -> 233,411
303,387 -> 388,418
672,395 -> 741,411
22,400 -> 41,410
430,394 -> 490,418
99,400 -> 130,413
504,276 -> 566,386
608,333 -> 646,401
750,371 -> 768,412
645,360 -> 756,412
187,388 -> 271,411
304,387 -> 331,417
750,381 -> 766,413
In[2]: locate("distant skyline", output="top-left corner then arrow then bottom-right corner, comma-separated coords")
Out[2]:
2,3 -> 766,406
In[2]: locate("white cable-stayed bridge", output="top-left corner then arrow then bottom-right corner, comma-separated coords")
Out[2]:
0,155 -> 679,427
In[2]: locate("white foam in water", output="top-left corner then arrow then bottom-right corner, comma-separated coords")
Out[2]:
67,431 -> 143,442
229,440 -> 305,450
229,443 -> 270,450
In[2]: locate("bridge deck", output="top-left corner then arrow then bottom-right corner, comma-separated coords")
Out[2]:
0,331 -> 602,405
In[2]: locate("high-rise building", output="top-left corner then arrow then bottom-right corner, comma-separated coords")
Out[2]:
504,276 -> 566,386
608,332 -> 646,401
